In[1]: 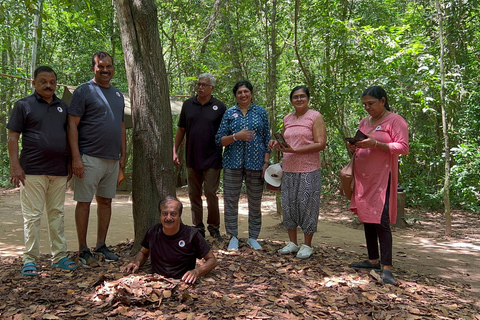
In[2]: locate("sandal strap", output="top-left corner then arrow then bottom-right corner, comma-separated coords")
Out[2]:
53,257 -> 78,270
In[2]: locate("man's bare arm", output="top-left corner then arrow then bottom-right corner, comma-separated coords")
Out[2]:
182,250 -> 217,284
121,247 -> 150,273
7,130 -> 24,187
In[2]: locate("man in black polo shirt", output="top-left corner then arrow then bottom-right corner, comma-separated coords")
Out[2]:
8,66 -> 77,276
121,196 -> 217,283
173,73 -> 226,239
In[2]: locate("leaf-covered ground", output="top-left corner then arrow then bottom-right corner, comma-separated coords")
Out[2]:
1,236 -> 479,320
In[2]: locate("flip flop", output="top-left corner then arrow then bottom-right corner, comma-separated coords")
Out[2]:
21,262 -> 38,276
52,257 -> 78,271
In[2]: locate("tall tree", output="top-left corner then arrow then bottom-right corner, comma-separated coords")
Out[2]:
114,0 -> 176,253
435,0 -> 452,236
264,0 -> 282,213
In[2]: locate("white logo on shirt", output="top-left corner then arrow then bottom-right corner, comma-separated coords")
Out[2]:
375,126 -> 381,130
116,91 -> 121,97
178,240 -> 185,247
57,107 -> 63,113
233,113 -> 238,118
213,105 -> 218,111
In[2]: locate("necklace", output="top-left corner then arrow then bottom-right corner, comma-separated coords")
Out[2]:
295,108 -> 308,119
369,109 -> 388,126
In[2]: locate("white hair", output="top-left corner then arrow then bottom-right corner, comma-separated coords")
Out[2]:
198,73 -> 216,87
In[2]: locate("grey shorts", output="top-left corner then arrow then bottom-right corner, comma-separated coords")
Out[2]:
73,154 -> 119,202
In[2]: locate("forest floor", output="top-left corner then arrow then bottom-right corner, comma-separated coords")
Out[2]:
0,187 -> 479,319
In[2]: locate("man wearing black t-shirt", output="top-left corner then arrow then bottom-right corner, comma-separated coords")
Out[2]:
8,66 -> 77,276
68,51 -> 126,267
173,73 -> 226,239
121,196 -> 217,283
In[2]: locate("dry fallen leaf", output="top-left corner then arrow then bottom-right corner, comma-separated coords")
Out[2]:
0,238 -> 478,319
163,290 -> 171,298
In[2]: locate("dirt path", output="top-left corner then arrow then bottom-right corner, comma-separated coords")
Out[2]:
1,188 -> 479,298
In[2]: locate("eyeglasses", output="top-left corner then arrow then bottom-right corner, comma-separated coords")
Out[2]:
196,82 -> 213,88
292,94 -> 308,100
161,211 -> 179,218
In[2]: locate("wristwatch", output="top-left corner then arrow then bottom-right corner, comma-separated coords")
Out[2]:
264,161 -> 271,165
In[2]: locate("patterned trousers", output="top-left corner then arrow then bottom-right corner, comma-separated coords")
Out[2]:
223,168 -> 263,239
281,169 -> 322,234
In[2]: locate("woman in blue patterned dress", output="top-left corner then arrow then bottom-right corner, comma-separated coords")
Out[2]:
215,81 -> 271,251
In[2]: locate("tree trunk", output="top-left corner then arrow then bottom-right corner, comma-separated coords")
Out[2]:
30,0 -> 43,78
114,0 -> 176,254
264,0 -> 282,215
0,49 -> 8,158
293,0 -> 313,91
435,0 -> 452,236
222,0 -> 244,80
196,0 -> 223,76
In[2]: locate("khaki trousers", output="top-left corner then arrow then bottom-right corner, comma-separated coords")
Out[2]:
20,175 -> 68,264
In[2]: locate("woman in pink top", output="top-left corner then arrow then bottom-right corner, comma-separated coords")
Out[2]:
268,86 -> 327,259
348,86 -> 409,285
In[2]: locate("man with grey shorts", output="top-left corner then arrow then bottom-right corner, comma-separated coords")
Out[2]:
68,51 -> 126,267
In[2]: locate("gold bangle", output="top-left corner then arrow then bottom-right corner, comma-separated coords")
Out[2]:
233,133 -> 237,141
374,141 -> 378,148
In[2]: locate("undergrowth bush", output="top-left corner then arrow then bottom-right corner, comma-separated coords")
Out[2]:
450,143 -> 480,213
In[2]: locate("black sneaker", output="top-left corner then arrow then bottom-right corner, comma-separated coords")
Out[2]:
349,260 -> 382,271
381,269 -> 396,285
78,249 -> 100,268
210,230 -> 222,240
93,245 -> 119,262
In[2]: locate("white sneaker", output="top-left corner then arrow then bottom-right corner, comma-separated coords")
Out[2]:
296,244 -> 313,259
247,238 -> 263,250
278,241 -> 300,254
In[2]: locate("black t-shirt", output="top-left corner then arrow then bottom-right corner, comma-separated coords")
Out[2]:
7,92 -> 68,176
141,223 -> 211,279
178,96 -> 226,169
68,80 -> 125,160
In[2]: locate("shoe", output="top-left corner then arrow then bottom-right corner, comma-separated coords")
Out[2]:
278,242 -> 300,255
349,260 -> 382,271
93,244 -> 119,262
228,237 -> 239,251
381,269 -> 396,285
296,244 -> 313,259
247,238 -> 263,250
210,230 -> 222,239
78,249 -> 100,267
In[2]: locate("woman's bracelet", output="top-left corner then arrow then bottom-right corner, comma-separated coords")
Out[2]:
374,140 -> 378,148
233,133 -> 237,141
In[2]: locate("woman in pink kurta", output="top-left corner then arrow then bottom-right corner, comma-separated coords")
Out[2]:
348,86 -> 409,285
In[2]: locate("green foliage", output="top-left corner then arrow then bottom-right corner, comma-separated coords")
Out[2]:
2,0 -> 480,214
0,152 -> 10,187
450,144 -> 480,212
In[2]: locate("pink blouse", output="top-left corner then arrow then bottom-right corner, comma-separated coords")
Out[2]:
282,109 -> 321,173
349,113 -> 409,224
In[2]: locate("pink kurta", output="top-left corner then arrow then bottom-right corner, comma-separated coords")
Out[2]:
349,113 -> 409,224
